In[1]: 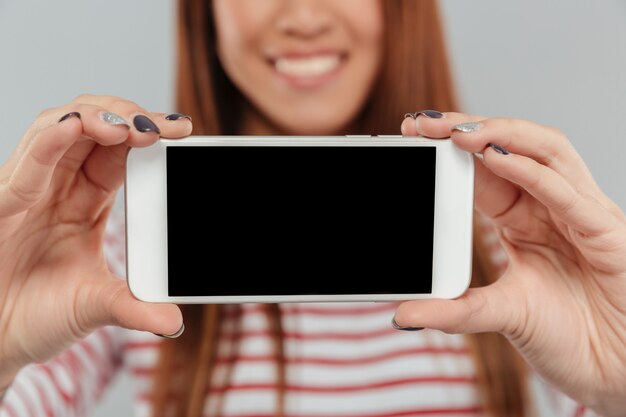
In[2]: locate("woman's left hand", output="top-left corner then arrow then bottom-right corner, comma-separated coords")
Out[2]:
397,112 -> 626,417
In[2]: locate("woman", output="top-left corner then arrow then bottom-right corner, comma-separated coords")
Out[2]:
1,1 -> 625,416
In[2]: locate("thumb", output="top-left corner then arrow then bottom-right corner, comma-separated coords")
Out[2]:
393,285 -> 517,335
78,275 -> 184,338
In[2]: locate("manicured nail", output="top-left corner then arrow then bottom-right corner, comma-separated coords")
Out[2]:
133,115 -> 161,134
391,317 -> 424,331
155,323 -> 185,339
452,122 -> 483,133
165,113 -> 192,121
404,110 -> 444,120
488,143 -> 509,155
58,112 -> 81,123
100,112 -> 130,128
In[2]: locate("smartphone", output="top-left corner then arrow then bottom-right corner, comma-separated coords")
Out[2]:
125,136 -> 474,303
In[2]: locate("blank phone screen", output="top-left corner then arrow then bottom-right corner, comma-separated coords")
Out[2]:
166,146 -> 436,296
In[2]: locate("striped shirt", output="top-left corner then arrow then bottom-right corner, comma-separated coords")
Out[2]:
0,211 -> 593,417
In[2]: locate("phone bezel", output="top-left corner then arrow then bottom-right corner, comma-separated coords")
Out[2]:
125,136 -> 474,303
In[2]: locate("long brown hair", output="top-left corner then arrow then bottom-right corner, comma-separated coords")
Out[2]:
151,1 -> 529,416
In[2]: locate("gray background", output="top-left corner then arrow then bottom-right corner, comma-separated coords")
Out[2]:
0,0 -> 624,416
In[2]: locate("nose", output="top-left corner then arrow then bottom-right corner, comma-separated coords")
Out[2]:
275,0 -> 333,39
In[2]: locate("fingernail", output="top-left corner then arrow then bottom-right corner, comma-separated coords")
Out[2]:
404,110 -> 444,120
488,143 -> 509,155
58,112 -> 81,123
391,317 -> 424,332
452,122 -> 483,133
133,115 -> 161,134
165,113 -> 192,121
155,323 -> 185,339
100,112 -> 130,128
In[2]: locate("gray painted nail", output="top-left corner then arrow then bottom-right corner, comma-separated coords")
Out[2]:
391,317 -> 424,332
133,115 -> 161,134
452,122 -> 483,133
100,112 -> 130,128
488,143 -> 510,155
58,112 -> 81,123
155,323 -> 185,339
404,110 -> 444,120
165,113 -> 192,121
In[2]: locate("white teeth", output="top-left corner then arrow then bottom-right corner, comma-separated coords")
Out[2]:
274,55 -> 341,77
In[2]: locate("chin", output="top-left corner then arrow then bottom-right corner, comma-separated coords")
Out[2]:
268,104 -> 359,136
277,117 -> 353,136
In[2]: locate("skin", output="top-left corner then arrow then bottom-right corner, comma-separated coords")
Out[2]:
0,1 -> 625,415
213,0 -> 383,135
399,115 -> 626,416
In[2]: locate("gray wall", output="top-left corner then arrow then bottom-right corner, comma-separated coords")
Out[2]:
0,1 -> 624,416
442,0 -> 626,210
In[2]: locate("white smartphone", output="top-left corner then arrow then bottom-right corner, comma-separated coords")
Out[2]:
125,136 -> 474,304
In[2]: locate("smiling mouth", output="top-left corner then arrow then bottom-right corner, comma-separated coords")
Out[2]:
268,52 -> 346,88
275,54 -> 342,77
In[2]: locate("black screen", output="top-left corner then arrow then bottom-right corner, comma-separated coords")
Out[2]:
166,146 -> 436,296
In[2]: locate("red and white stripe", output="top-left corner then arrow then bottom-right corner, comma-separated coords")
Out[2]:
0,212 -> 597,417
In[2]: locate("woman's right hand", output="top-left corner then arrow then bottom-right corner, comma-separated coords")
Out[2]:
0,95 -> 191,386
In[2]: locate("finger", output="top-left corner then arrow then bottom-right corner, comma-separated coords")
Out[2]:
77,276 -> 184,337
2,104 -> 131,177
12,105 -> 134,200
449,118 -> 598,191
83,111 -> 191,193
7,95 -> 191,180
452,119 -> 626,226
41,106 -> 159,187
401,112 -> 524,221
402,113 -> 626,226
404,114 -> 591,190
472,154 -> 522,220
0,114 -> 101,215
1,103 -> 148,215
469,119 -> 626,226
5,102 -> 189,214
73,94 -> 192,140
482,146 -> 620,237
81,144 -> 129,194
148,112 -> 193,139
401,111 -> 483,138
393,284 -> 518,335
